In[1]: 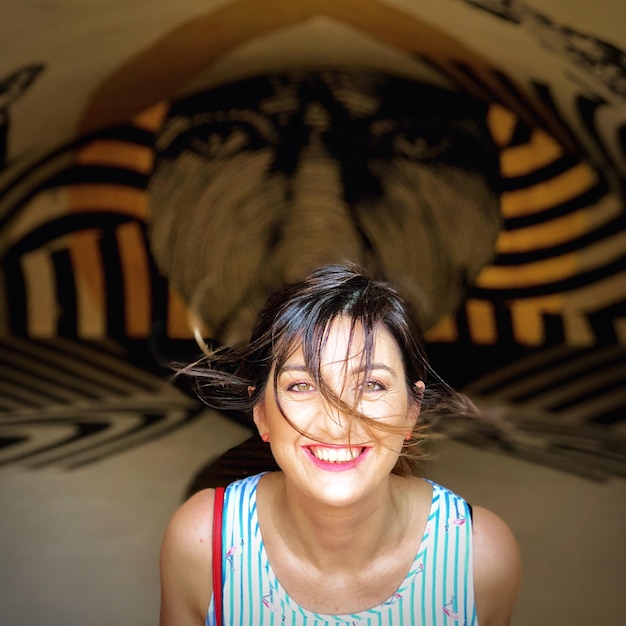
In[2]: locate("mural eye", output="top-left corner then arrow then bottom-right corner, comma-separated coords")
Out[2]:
369,119 -> 451,161
190,126 -> 251,158
156,108 -> 277,160
391,128 -> 451,160
189,121 -> 266,158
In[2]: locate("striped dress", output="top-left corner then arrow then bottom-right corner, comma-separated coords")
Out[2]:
207,473 -> 477,626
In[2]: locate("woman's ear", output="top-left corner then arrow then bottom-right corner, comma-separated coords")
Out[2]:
252,402 -> 268,437
409,380 -> 425,425
249,385 -> 270,438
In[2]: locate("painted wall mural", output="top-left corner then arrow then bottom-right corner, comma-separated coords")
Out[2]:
148,72 -> 502,345
0,0 -> 624,474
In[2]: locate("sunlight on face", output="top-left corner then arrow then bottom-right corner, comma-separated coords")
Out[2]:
252,317 -> 422,504
273,316 -> 416,441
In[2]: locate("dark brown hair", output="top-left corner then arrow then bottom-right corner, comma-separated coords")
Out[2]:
185,263 -> 474,475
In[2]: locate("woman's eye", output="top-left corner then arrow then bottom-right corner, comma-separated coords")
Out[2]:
287,382 -> 314,393
361,380 -> 385,392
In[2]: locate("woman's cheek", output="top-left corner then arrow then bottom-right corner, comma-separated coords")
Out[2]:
280,396 -> 320,428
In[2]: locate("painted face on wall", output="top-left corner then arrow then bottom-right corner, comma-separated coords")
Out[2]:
148,70 -> 501,345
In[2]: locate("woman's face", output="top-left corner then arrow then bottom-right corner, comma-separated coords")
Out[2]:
253,316 -> 422,506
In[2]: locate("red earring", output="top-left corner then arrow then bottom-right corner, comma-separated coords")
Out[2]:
261,433 -> 270,442
405,432 -> 412,441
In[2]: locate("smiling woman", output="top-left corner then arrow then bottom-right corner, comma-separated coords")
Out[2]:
159,263 -> 521,626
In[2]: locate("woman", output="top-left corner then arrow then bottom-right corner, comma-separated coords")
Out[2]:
160,264 -> 520,625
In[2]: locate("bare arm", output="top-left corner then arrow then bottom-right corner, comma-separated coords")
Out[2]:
159,489 -> 216,626
472,506 -> 521,626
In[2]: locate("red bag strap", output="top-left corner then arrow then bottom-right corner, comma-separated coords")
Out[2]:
212,486 -> 225,626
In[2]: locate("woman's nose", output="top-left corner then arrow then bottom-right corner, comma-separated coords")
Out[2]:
318,396 -> 352,439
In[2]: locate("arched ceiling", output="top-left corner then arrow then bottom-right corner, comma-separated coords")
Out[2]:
2,1 -> 624,169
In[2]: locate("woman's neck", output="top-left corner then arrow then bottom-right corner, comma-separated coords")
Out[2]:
269,473 -> 409,571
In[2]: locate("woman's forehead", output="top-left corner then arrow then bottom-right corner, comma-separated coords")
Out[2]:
280,318 -> 402,369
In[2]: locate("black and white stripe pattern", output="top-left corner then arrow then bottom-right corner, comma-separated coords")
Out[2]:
415,57 -> 625,346
0,337 -> 200,469
432,344 -> 626,480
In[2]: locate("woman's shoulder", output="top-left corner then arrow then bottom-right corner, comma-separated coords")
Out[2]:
159,489 -> 216,625
162,472 -> 265,554
405,476 -> 467,515
420,477 -> 466,500
161,487 -> 217,566
409,478 -> 520,623
472,505 -> 521,626
163,487 -> 217,546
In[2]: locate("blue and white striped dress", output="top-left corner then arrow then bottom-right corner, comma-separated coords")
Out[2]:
207,473 -> 477,626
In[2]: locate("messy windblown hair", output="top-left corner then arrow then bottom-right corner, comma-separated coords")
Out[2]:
183,263 -> 476,475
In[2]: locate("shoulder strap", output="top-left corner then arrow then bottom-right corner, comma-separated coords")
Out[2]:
212,486 -> 225,626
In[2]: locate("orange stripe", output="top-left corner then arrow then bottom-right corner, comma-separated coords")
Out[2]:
69,230 -> 106,337
476,254 -> 577,289
65,151 -> 148,332
510,295 -> 563,345
131,102 -> 168,131
499,129 -> 565,177
75,141 -> 154,172
495,210 -> 587,253
424,314 -> 458,342
167,288 -> 195,339
117,222 -> 152,337
501,162 -> 597,218
466,299 -> 498,345
486,104 -> 519,148
66,185 -> 147,219
22,250 -> 56,337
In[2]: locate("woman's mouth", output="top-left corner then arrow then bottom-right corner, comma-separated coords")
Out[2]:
304,445 -> 369,471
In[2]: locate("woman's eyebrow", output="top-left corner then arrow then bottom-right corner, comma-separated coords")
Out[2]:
280,363 -> 397,377
353,363 -> 397,377
279,364 -> 308,373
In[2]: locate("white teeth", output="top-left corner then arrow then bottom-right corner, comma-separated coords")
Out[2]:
311,447 -> 361,463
